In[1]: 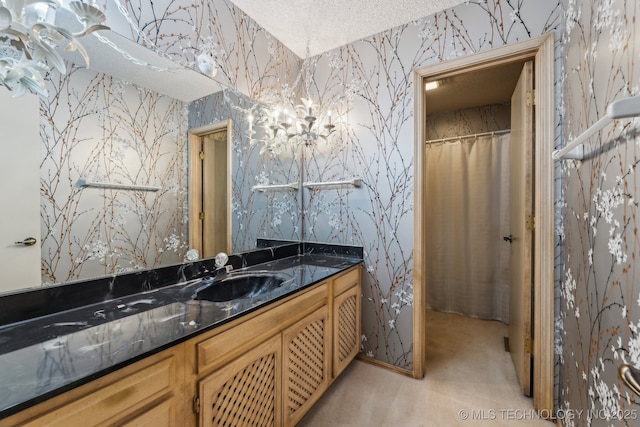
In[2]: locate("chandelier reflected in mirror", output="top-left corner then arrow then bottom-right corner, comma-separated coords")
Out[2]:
0,0 -> 110,97
248,97 -> 337,155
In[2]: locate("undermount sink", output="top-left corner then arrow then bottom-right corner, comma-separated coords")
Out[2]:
193,273 -> 287,302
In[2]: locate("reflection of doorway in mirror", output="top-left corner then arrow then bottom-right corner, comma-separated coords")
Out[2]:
188,121 -> 232,259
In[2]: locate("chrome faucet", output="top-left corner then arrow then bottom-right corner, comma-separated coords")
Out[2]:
214,252 -> 233,276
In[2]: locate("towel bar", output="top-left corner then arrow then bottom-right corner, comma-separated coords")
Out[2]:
619,364 -> 640,397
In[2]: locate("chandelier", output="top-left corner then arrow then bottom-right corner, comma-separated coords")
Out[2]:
0,0 -> 110,97
249,97 -> 336,154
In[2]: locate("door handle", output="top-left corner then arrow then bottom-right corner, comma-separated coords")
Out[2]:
620,364 -> 640,397
503,235 -> 513,243
14,237 -> 37,246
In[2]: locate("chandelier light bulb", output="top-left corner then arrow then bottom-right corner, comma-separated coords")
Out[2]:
250,97 -> 337,153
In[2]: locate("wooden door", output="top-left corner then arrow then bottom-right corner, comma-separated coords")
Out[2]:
201,129 -> 229,257
0,90 -> 41,292
508,60 -> 534,396
282,306 -> 330,427
332,270 -> 361,378
199,334 -> 282,427
189,124 -> 231,259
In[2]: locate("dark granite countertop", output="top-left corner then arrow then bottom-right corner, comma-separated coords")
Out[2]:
0,242 -> 362,419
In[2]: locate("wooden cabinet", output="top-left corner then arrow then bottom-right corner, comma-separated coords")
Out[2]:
193,266 -> 361,427
198,335 -> 282,427
2,265 -> 362,427
2,346 -> 185,427
191,281 -> 329,427
332,267 -> 361,378
282,306 -> 330,427
194,284 -> 328,375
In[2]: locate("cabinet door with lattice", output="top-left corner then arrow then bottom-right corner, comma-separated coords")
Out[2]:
198,334 -> 282,427
282,306 -> 330,427
333,282 -> 361,378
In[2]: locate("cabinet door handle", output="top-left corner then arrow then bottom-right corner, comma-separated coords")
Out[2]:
15,237 -> 37,246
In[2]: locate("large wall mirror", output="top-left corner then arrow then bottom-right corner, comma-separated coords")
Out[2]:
0,28 -> 300,293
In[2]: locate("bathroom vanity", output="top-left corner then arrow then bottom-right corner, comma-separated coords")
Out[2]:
0,242 -> 362,426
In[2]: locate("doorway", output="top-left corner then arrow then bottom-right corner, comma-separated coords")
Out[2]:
188,121 -> 233,258
413,33 -> 555,412
423,58 -> 535,396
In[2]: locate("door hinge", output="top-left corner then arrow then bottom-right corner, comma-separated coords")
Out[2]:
526,89 -> 535,106
193,395 -> 200,414
199,212 -> 205,221
199,151 -> 205,160
525,215 -> 535,230
524,337 -> 533,354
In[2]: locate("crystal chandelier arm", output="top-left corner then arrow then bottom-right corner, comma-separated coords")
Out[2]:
16,71 -> 47,96
69,1 -> 108,30
0,26 -> 31,55
72,24 -> 109,38
30,24 -> 67,73
0,0 -> 110,96
64,37 -> 90,66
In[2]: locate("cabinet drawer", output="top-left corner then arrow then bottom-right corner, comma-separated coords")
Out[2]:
333,266 -> 360,297
19,354 -> 177,427
197,283 -> 327,374
120,398 -> 174,427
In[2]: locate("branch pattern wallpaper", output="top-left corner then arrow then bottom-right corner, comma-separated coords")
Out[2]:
30,0 -> 640,420
560,0 -> 640,425
40,66 -> 189,284
36,0 -> 586,401
302,0 -> 561,368
40,0 -> 301,285
187,90 -> 301,251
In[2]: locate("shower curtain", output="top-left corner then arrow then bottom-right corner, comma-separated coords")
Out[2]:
425,133 -> 511,323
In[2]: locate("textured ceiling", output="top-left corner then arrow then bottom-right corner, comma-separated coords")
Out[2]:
227,0 -> 465,57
